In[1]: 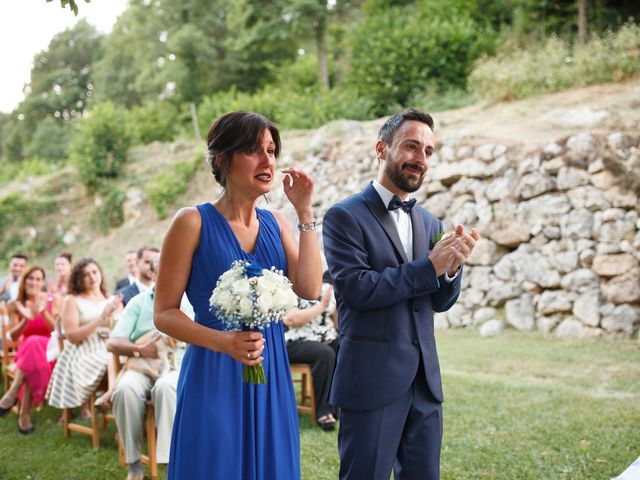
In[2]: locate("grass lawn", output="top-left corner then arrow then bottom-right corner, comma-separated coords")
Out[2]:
1,329 -> 639,479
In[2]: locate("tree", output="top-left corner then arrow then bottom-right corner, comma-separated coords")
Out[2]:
578,0 -> 588,42
48,0 -> 89,16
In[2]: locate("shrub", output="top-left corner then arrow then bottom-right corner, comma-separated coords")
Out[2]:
469,21 -> 640,102
68,102 -> 131,191
23,117 -> 75,162
127,101 -> 183,145
198,85 -> 374,132
147,156 -> 200,219
93,184 -> 126,232
0,192 -> 60,264
348,5 -> 494,115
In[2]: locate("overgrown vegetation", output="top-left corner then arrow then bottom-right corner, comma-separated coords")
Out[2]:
0,193 -> 60,263
146,155 -> 200,219
93,185 -> 127,232
470,21 -> 640,102
68,102 -> 131,192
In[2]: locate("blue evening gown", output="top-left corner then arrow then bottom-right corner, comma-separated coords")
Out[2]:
167,203 -> 300,480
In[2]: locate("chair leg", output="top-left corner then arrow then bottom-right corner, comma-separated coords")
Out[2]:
63,408 -> 70,438
116,432 -> 126,467
89,395 -> 100,449
146,403 -> 158,479
305,370 -> 317,425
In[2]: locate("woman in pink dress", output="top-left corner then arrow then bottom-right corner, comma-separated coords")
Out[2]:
0,266 -> 62,433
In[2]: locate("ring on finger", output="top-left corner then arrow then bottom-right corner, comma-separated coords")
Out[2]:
247,352 -> 251,359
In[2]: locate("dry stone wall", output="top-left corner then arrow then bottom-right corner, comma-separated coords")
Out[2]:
274,121 -> 640,338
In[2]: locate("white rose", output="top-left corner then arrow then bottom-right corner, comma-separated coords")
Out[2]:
238,297 -> 254,318
273,288 -> 297,311
214,290 -> 235,311
256,293 -> 275,314
231,278 -> 252,296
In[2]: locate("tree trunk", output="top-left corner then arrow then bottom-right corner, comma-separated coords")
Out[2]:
316,26 -> 330,90
578,0 -> 588,43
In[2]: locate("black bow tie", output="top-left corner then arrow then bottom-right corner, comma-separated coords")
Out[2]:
388,195 -> 416,213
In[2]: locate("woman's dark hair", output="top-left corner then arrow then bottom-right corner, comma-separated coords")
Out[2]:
17,266 -> 46,304
205,111 -> 281,187
56,251 -> 72,263
68,258 -> 108,296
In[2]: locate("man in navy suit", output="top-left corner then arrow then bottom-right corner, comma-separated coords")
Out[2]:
323,109 -> 479,480
115,250 -> 139,291
116,247 -> 159,306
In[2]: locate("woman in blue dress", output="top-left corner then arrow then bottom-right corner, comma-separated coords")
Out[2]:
154,111 -> 322,480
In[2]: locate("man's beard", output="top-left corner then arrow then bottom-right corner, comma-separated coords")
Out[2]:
384,155 -> 425,193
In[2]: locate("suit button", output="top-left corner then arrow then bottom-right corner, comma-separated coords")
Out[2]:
413,305 -> 421,312
412,339 -> 419,347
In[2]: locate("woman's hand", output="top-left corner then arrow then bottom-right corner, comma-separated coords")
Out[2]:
282,168 -> 314,217
320,286 -> 334,309
14,301 -> 31,320
101,293 -> 123,326
217,330 -> 265,366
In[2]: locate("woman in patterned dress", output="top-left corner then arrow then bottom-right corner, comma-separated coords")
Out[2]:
46,258 -> 122,414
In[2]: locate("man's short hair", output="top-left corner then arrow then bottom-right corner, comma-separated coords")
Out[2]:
11,253 -> 28,262
378,108 -> 435,146
137,246 -> 160,259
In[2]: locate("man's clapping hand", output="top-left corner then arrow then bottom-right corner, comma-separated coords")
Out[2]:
428,224 -> 480,277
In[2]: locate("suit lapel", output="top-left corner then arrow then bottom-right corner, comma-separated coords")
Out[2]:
411,207 -> 427,261
363,183 -> 409,264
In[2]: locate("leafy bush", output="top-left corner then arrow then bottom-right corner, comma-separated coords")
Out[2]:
93,185 -> 126,232
0,192 -> 60,264
68,102 -> 131,191
198,85 -> 373,132
348,5 -> 495,115
147,156 -> 200,219
23,117 -> 75,162
126,101 -> 183,145
469,21 -> 640,102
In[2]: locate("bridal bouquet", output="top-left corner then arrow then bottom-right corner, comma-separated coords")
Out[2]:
209,260 -> 297,383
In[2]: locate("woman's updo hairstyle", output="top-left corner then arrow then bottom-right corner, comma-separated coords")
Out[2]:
205,111 -> 281,188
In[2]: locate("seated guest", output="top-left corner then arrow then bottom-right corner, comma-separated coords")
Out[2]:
115,250 -> 140,291
0,266 -> 61,433
46,258 -> 123,416
116,247 -> 159,306
284,273 -> 338,431
46,252 -> 73,296
107,253 -> 182,480
0,253 -> 28,302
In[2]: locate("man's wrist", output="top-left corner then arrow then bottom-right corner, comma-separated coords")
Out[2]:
132,345 -> 140,358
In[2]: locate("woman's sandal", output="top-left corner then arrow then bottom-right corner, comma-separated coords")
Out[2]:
317,413 -> 336,432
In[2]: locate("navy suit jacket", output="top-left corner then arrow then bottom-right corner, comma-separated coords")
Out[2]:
115,277 -> 132,292
323,183 -> 462,411
116,282 -> 140,307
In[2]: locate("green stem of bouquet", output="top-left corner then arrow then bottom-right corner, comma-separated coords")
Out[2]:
243,364 -> 266,384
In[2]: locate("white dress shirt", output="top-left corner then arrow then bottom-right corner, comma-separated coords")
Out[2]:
372,180 -> 414,261
372,180 -> 459,282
